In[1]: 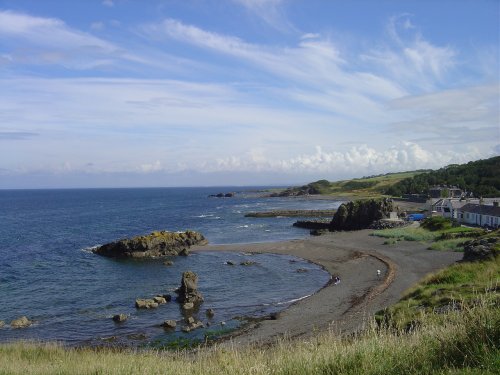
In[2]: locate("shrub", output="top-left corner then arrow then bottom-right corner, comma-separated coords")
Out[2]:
421,216 -> 453,231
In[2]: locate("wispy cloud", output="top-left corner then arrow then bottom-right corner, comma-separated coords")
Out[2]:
232,0 -> 295,33
0,10 -> 120,69
0,131 -> 38,140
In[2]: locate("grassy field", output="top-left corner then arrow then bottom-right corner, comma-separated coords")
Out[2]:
372,219 -> 484,251
1,256 -> 498,374
273,171 -> 427,199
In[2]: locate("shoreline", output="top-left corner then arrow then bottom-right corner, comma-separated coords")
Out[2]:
192,229 -> 462,346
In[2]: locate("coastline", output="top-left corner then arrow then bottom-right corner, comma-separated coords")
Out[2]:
192,229 -> 462,346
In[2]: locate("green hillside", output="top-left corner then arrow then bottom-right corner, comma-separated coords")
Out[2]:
272,170 -> 428,198
386,156 -> 500,197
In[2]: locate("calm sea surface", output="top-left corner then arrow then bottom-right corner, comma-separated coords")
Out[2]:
0,187 -> 340,346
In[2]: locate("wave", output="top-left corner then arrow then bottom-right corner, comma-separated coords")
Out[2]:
81,245 -> 100,253
194,214 -> 214,218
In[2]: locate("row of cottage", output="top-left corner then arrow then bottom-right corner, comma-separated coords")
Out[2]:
428,197 -> 500,228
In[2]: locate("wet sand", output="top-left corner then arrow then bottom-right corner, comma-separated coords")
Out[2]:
192,229 -> 462,346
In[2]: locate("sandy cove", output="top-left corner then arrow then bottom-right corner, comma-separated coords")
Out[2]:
192,229 -> 462,346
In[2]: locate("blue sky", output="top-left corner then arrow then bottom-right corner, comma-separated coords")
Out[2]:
0,0 -> 498,188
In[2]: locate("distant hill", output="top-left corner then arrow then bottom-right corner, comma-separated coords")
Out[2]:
270,170 -> 428,198
385,156 -> 500,198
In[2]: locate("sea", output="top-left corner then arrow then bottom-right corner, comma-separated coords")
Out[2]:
0,187 -> 341,347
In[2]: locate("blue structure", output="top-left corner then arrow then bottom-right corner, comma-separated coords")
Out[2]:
407,213 -> 425,221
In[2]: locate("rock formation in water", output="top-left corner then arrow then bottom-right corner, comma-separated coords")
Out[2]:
10,316 -> 32,328
329,198 -> 394,231
176,271 -> 204,307
92,230 -> 207,259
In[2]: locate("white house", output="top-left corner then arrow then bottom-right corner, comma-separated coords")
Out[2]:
458,203 -> 500,228
428,198 -> 479,219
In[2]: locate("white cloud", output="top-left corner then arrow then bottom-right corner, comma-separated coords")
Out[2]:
362,14 -> 456,91
0,10 -> 121,69
102,0 -> 114,7
202,142 -> 488,176
232,0 -> 294,33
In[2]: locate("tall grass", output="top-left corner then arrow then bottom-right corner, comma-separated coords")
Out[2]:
372,227 -> 438,241
0,299 -> 497,374
428,237 -> 471,251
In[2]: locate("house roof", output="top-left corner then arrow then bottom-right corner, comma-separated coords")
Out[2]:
459,203 -> 500,217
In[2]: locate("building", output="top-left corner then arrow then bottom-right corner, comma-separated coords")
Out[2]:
428,198 -> 477,217
428,186 -> 463,199
458,203 -> 500,228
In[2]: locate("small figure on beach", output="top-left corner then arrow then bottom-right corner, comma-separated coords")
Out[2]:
377,269 -> 381,278
333,276 -> 341,285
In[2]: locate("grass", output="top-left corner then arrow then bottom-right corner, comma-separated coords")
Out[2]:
376,257 -> 500,331
372,222 -> 483,251
0,297 -> 497,374
428,238 -> 471,251
372,226 -> 439,242
273,171 -> 427,199
1,258 -> 498,374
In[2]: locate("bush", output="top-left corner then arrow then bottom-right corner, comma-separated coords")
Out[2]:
421,216 -> 453,231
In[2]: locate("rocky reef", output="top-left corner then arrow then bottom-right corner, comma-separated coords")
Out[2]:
329,198 -> 394,231
92,230 -> 207,259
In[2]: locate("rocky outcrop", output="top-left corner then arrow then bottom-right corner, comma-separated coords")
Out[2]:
0,320 -> 5,328
162,320 -> 177,329
462,237 -> 498,262
176,271 -> 204,306
112,314 -> 127,323
135,299 -> 159,309
329,199 -> 394,231
369,219 -> 409,230
93,230 -> 207,259
245,209 -> 336,218
11,316 -> 32,328
209,192 -> 235,198
293,220 -> 331,230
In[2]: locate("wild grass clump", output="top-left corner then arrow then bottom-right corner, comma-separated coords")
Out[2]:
372,227 -> 438,242
428,237 -> 473,251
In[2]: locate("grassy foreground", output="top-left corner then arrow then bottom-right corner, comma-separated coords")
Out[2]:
1,259 -> 499,375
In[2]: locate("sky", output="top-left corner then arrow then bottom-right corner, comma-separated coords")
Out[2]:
0,0 -> 499,188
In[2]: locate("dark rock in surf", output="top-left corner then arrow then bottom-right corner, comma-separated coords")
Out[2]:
92,230 -> 207,259
112,314 -> 127,323
162,320 -> 177,329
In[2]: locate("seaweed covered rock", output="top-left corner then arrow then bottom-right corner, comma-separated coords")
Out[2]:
11,316 -> 32,329
93,230 -> 207,259
329,198 -> 393,231
176,271 -> 204,305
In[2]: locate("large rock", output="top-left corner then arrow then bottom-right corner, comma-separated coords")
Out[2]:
93,230 -> 207,259
329,198 -> 394,231
176,271 -> 204,305
11,316 -> 32,329
463,237 -> 498,262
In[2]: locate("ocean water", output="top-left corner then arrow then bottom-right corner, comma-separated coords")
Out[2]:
0,187 -> 340,346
